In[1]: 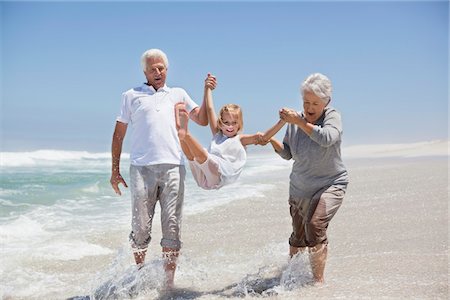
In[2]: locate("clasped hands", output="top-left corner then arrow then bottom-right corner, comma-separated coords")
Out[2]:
254,107 -> 300,146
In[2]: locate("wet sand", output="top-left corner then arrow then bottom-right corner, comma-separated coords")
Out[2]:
155,157 -> 449,299
62,156 -> 448,299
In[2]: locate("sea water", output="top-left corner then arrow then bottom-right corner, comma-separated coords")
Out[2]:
0,149 -> 296,299
1,148 -> 448,299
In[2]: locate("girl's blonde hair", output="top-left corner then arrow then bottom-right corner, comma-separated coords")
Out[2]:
217,104 -> 244,133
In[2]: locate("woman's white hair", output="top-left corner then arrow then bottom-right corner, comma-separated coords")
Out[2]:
141,49 -> 169,71
301,73 -> 332,104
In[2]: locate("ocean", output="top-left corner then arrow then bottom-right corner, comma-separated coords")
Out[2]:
0,149 -> 293,299
1,142 -> 448,299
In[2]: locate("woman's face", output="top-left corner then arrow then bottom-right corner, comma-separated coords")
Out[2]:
220,112 -> 240,138
302,90 -> 328,123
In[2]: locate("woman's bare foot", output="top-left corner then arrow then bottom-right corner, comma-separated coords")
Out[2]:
175,103 -> 189,140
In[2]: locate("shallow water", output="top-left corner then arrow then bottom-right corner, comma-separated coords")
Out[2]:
1,151 -> 448,299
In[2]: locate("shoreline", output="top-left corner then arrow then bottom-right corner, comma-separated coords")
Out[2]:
1,157 -> 448,299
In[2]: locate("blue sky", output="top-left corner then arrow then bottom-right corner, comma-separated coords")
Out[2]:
1,0 -> 448,152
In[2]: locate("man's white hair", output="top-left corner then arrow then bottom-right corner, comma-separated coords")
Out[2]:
301,73 -> 332,104
141,49 -> 169,71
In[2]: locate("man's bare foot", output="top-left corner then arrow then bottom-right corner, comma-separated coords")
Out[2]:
164,276 -> 174,290
175,103 -> 189,140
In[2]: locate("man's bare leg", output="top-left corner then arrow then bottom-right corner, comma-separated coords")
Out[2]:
133,249 -> 147,269
162,247 -> 179,289
309,243 -> 327,284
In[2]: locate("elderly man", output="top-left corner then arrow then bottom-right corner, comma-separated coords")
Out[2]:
110,48 -> 213,288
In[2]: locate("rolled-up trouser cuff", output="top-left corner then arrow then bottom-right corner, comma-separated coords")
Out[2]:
129,231 -> 151,251
160,238 -> 181,250
289,234 -> 308,248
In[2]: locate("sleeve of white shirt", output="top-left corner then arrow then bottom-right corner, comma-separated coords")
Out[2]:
179,88 -> 199,113
116,92 -> 131,124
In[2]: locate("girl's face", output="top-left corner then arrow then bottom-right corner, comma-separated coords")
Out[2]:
302,90 -> 328,123
220,112 -> 240,138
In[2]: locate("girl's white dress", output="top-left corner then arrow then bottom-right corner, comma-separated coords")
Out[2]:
188,132 -> 247,190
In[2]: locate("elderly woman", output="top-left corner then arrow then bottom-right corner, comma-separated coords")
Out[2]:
267,73 -> 349,283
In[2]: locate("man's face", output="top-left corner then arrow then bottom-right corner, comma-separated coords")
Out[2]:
143,57 -> 167,90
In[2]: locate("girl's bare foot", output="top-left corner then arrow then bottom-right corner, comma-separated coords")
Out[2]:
175,103 -> 189,140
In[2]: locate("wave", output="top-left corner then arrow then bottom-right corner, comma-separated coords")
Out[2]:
1,140 -> 447,168
0,150 -> 129,167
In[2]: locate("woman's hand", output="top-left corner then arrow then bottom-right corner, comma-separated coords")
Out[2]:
279,108 -> 300,124
255,132 -> 270,145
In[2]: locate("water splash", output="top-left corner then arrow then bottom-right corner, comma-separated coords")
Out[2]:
279,252 -> 314,290
88,248 -> 165,299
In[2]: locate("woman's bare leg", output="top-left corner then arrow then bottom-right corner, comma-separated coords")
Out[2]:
289,245 -> 306,257
309,243 -> 327,284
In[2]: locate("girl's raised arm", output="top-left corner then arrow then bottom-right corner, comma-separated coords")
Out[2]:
205,74 -> 218,136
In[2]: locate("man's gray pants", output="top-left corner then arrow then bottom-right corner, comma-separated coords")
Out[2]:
129,164 -> 185,251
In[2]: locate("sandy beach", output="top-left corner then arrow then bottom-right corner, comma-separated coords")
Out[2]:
107,156 -> 448,299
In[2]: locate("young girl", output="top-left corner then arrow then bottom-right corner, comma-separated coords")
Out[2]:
175,74 -> 285,190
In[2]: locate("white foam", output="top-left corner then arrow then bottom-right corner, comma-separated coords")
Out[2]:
0,150 -> 129,167
0,215 -> 50,243
82,181 -> 101,193
0,199 -> 32,207
2,140 -> 446,168
0,188 -> 22,197
37,240 -> 113,261
0,267 -> 65,299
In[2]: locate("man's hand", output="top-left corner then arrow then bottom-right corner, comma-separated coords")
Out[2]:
110,172 -> 128,196
205,73 -> 217,90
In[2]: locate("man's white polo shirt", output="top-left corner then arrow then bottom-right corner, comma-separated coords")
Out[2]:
117,84 -> 198,166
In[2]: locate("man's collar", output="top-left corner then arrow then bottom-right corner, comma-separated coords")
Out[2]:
142,83 -> 170,93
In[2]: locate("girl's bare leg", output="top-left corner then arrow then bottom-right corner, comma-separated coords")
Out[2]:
182,134 -> 208,164
176,105 -> 209,164
180,140 -> 194,161
175,103 -> 187,139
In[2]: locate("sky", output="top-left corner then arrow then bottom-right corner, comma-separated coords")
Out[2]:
1,0 -> 448,152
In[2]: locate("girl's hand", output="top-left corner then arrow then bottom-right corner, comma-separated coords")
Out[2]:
255,132 -> 266,145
